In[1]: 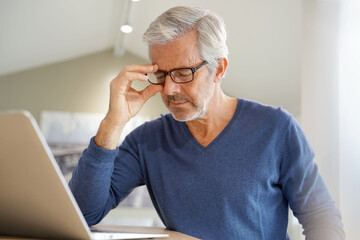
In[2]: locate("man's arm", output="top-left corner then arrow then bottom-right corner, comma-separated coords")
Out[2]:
280,116 -> 345,239
69,64 -> 162,225
69,138 -> 119,226
69,130 -> 146,226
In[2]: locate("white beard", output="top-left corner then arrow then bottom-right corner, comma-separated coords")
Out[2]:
171,87 -> 213,122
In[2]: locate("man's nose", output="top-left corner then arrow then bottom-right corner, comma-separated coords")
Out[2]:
162,75 -> 181,95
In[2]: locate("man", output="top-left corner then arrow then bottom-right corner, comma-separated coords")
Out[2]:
69,6 -> 345,239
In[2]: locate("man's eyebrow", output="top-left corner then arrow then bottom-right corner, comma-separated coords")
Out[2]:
156,66 -> 194,72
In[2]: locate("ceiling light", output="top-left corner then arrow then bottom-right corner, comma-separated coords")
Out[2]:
120,24 -> 133,33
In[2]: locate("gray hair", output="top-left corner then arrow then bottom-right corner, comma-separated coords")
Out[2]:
143,6 -> 228,75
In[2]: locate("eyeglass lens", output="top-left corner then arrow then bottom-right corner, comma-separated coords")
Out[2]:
147,69 -> 193,84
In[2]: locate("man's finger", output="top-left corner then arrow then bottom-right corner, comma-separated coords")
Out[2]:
121,72 -> 149,82
121,64 -> 158,75
140,84 -> 163,101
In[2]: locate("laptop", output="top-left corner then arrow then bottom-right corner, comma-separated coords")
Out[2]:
0,110 -> 169,240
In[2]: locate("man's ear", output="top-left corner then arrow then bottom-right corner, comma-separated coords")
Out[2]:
214,58 -> 228,83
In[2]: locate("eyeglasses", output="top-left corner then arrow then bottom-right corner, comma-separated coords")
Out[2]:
147,61 -> 208,85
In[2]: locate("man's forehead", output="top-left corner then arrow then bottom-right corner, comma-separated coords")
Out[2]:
149,50 -> 201,71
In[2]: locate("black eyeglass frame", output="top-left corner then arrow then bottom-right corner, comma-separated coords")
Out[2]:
146,61 -> 208,85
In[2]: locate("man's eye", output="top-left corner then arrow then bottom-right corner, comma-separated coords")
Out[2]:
175,70 -> 192,77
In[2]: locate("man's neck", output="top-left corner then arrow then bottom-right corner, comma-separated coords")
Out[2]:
185,92 -> 237,147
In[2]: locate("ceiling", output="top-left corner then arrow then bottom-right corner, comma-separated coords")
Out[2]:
0,0 -> 302,116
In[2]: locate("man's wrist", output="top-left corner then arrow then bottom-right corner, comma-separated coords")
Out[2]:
94,118 -> 126,150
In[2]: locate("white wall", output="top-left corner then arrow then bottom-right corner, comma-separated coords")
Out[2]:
339,1 -> 360,239
301,0 -> 340,205
302,0 -> 360,239
0,0 -> 122,76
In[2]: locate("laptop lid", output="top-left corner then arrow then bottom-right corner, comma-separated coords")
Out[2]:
0,111 -> 168,240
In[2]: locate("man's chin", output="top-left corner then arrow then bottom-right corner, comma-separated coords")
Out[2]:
170,110 -> 203,122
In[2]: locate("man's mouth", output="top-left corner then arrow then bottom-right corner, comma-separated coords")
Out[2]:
169,100 -> 188,106
167,95 -> 189,106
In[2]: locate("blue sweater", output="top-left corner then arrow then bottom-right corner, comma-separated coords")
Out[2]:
69,99 -> 344,239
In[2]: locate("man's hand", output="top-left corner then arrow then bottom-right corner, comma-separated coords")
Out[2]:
94,64 -> 163,150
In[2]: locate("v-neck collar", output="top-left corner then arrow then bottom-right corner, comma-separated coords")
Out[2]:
178,98 -> 243,152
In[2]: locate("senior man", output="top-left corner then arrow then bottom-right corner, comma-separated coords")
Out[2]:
70,6 -> 345,240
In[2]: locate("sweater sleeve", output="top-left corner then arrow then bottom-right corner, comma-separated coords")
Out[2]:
69,132 -> 144,226
279,117 -> 345,240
